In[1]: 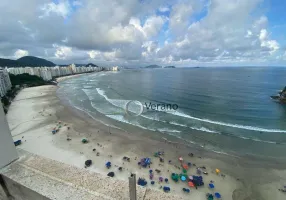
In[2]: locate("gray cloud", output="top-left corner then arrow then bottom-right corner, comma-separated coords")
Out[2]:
0,0 -> 285,66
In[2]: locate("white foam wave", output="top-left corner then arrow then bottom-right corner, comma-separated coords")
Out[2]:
141,114 -> 166,122
169,121 -> 187,127
106,114 -> 156,131
96,88 -> 130,110
169,121 -> 217,133
169,111 -> 286,133
83,86 -> 93,89
157,128 -> 181,133
238,137 -> 277,144
70,104 -> 122,130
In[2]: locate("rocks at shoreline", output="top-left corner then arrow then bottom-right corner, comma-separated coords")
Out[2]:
271,86 -> 286,103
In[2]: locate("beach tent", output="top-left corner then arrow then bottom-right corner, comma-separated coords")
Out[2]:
163,186 -> 170,192
192,176 -> 204,186
14,140 -> 22,146
215,192 -> 221,198
209,183 -> 215,189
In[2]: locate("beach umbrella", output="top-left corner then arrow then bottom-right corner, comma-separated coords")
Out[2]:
159,177 -> 163,182
181,176 -> 186,181
188,176 -> 193,180
207,194 -> 214,200
85,160 -> 92,167
149,169 -> 153,174
137,178 -> 147,186
182,164 -> 188,170
165,178 -> 168,183
107,172 -> 115,177
188,182 -> 195,187
151,181 -> 155,185
82,138 -> 88,143
215,192 -> 221,198
106,161 -> 111,168
215,169 -> 220,174
171,173 -> 179,182
178,157 -> 183,162
187,162 -> 192,167
209,183 -> 215,189
182,169 -> 187,173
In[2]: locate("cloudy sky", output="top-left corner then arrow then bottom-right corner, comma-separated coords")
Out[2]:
0,0 -> 286,67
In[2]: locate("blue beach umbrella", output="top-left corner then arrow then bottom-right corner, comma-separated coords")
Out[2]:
215,192 -> 221,198
181,176 -> 186,181
106,161 -> 111,168
209,183 -> 215,189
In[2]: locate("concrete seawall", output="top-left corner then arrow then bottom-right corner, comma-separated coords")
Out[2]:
0,150 -> 183,200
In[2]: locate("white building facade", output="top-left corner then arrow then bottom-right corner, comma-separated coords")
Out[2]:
7,65 -> 101,81
0,68 -> 12,97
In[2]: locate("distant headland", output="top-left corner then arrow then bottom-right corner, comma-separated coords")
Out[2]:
143,65 -> 176,69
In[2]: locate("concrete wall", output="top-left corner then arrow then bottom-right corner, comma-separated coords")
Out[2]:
0,105 -> 18,169
0,176 -> 50,200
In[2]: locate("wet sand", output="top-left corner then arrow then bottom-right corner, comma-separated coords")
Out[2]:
7,83 -> 286,200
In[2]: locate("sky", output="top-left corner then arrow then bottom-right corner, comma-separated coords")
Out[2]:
0,0 -> 286,67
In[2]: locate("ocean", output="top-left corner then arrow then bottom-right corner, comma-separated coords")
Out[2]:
57,67 -> 286,159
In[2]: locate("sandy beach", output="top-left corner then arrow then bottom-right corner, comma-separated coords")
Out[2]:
7,79 -> 286,199
55,74 -> 86,82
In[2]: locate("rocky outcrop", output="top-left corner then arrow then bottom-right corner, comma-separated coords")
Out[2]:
271,86 -> 286,103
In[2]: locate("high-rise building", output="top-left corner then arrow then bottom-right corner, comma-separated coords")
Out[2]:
0,68 -> 12,97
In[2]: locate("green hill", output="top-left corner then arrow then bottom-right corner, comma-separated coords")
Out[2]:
0,56 -> 55,67
17,56 -> 55,67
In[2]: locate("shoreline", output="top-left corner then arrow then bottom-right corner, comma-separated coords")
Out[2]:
55,73 -> 89,82
7,82 -> 286,199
